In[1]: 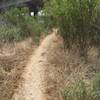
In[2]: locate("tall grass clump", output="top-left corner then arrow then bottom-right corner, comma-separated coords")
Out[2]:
0,25 -> 23,42
63,73 -> 100,100
0,7 -> 44,42
63,80 -> 87,100
44,0 -> 100,49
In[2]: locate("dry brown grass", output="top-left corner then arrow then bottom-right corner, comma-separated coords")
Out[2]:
0,38 -> 35,100
0,32 -> 100,100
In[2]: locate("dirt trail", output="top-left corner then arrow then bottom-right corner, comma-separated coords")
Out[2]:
0,30 -> 99,100
12,30 -> 65,100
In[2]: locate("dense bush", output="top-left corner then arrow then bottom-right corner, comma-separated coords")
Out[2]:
44,0 -> 100,48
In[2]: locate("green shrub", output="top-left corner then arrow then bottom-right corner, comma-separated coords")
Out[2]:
4,7 -> 44,34
0,25 -> 24,42
44,0 -> 100,47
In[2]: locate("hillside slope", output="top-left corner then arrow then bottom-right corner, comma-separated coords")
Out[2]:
0,30 -> 99,100
12,30 -> 100,100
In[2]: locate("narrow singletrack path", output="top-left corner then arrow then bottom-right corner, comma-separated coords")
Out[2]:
12,31 -> 65,100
